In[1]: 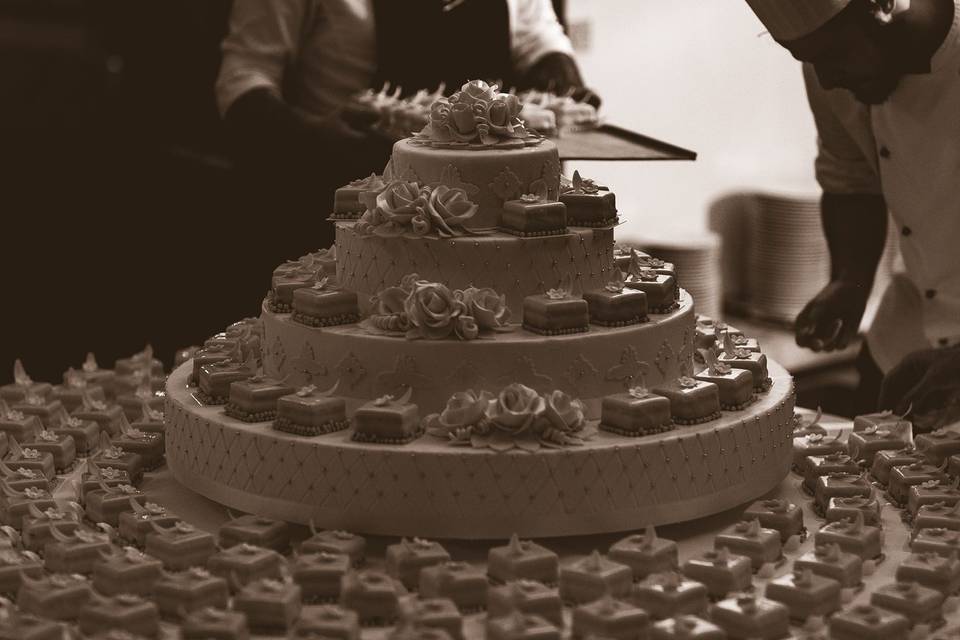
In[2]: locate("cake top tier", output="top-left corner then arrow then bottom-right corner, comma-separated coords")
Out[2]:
412,80 -> 543,149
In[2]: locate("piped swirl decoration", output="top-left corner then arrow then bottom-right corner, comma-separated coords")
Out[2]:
413,80 -> 542,149
364,274 -> 511,341
425,383 -> 597,452
355,180 -> 481,238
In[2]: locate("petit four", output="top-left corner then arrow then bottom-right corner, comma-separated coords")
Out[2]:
181,607 -> 251,640
0,462 -> 47,493
559,550 -> 632,604
826,495 -> 882,527
693,348 -> 754,411
0,548 -> 43,595
385,537 -> 451,590
292,551 -> 350,602
16,571 -> 92,621
352,391 -> 421,444
71,394 -> 124,437
631,571 -> 709,620
114,345 -> 164,377
651,376 -> 721,426
419,561 -> 488,612
814,513 -> 882,561
207,543 -> 284,590
487,534 -> 559,585
813,472 -> 873,514
625,269 -> 678,314
0,482 -> 55,529
224,375 -> 295,423
53,415 -> 100,455
908,477 -> 960,517
896,551 -> 960,595
152,567 -> 229,619
0,361 -> 51,403
334,174 -> 385,218
269,268 -> 319,314
708,594 -> 790,640
764,568 -> 841,620
559,171 -> 617,227
21,502 -> 81,552
486,580 -> 563,627
301,528 -> 366,566
69,353 -> 116,394
219,514 -> 290,552
340,569 -> 403,624
401,598 -> 463,640
275,384 -> 349,437
915,427 -> 960,465
608,525 -> 679,581
650,615 -> 726,640
85,482 -> 147,526
583,271 -> 648,327
190,345 -> 235,387
847,421 -> 911,465
801,452 -> 859,493
571,593 -> 650,640
11,394 -> 64,430
26,429 -> 75,472
92,546 -> 163,596
0,610 -> 61,640
713,519 -> 782,570
792,432 -> 845,471
717,334 -> 770,391
681,547 -> 753,599
869,580 -> 944,627
914,501 -> 960,533
501,193 -> 568,237
144,520 -> 217,570
743,499 -> 804,542
5,439 -> 54,481
232,577 -> 302,634
196,358 -> 254,406
78,593 -> 160,639
118,499 -> 178,547
911,527 -> 960,557
829,604 -> 910,640
292,279 -> 360,327
0,404 -> 41,446
888,461 -> 947,506
871,446 -> 924,486
43,525 -> 113,575
112,419 -> 163,470
522,290 -> 589,336
485,612 -> 561,640
81,464 -> 134,500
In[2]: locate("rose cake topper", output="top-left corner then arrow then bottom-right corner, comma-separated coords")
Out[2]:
355,180 -> 481,239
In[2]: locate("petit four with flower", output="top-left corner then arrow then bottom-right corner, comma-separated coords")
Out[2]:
522,279 -> 589,336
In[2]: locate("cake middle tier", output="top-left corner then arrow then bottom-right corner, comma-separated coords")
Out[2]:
335,222 -> 616,316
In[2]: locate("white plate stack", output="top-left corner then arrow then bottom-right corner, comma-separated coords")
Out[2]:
745,193 -> 830,324
631,233 -> 723,320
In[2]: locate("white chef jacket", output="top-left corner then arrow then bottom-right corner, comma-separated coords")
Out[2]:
215,0 -> 574,119
803,1 -> 960,372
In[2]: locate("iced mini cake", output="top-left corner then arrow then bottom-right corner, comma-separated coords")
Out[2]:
487,534 -> 559,585
608,525 -> 679,581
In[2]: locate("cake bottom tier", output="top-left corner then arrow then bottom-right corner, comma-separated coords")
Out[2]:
165,361 -> 795,539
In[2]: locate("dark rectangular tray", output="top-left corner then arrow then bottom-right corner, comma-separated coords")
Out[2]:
555,124 -> 697,162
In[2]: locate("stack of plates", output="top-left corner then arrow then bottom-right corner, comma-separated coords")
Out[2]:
745,193 -> 829,324
632,233 -> 724,320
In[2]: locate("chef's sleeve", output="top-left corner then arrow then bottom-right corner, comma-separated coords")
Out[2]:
802,63 -> 883,196
215,0 -> 311,117
510,0 -> 575,74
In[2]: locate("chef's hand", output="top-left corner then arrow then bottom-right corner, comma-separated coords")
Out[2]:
523,52 -> 602,108
795,280 -> 870,352
880,345 -> 960,420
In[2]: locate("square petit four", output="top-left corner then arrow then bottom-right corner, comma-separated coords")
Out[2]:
219,514 -> 290,552
275,386 -> 349,437
632,253 -> 676,277
631,571 -> 709,620
197,359 -> 253,406
600,388 -> 673,437
89,439 -> 143,486
708,594 -> 790,640
717,344 -> 769,392
112,424 -> 163,471
829,604 -> 910,640
153,567 -> 229,619
191,345 -> 235,386
118,500 -> 179,547
12,395 -> 64,429
794,544 -> 863,589
914,501 -> 960,533
608,525 -> 679,581
813,472 -> 873,514
625,271 -> 678,313
522,292 -> 589,336
571,594 -> 650,640
487,580 -> 563,627
269,270 -> 318,314
114,347 -> 164,378
915,428 -> 960,465
181,607 -> 250,640
814,513 -> 882,561
352,394 -> 421,444
0,549 -> 43,595
292,281 -> 360,327
559,551 -> 633,604
583,280 -> 648,327
4,441 -> 54,481
826,495 -> 882,527
713,520 -> 782,570
488,535 -> 559,585
871,446 -> 924,486
385,537 -> 451,590
0,361 -> 51,403
869,580 -> 944,626
78,593 -> 160,639
72,398 -> 124,438
911,527 -> 960,557
232,578 -> 302,634
92,546 -> 164,596
888,461 -> 947,506
792,432 -> 846,471
651,377 -> 721,426
292,551 -> 350,603
300,528 -> 366,566
334,174 -> 384,218
69,353 -> 116,393
0,484 -> 56,529
764,568 -> 841,620
28,429 -> 76,472
896,552 -> 960,595
501,195 -> 568,237
207,543 -> 284,590
801,452 -> 859,493
144,521 -> 217,571
115,386 -> 165,424
225,376 -> 295,423
908,477 -> 960,516
53,416 -> 100,455
111,372 -> 164,404
486,612 -> 561,640
0,463 -> 48,493
847,422 -> 911,465
81,464 -> 134,500
0,409 -> 41,446
681,548 -> 753,599
743,499 -> 804,542
419,561 -> 488,612
340,569 -> 402,624
43,527 -> 112,575
854,409 -> 909,433
693,359 -> 754,411
16,572 -> 92,621
21,504 -> 81,552
402,598 -> 462,640
650,615 -> 726,640
560,172 -> 617,227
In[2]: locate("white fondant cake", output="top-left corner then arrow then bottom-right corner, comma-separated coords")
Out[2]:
165,79 -> 795,539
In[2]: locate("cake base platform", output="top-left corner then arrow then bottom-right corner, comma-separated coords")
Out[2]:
166,361 -> 795,539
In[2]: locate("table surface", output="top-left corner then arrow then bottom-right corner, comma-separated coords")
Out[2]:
117,408 -> 960,639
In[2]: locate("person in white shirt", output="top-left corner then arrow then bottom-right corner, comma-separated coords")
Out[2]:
216,0 -> 595,249
744,0 -> 960,429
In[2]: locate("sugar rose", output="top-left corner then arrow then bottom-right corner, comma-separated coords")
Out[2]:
458,286 -> 510,330
426,390 -> 494,437
376,181 -> 425,222
449,101 -> 478,137
457,80 -> 498,106
485,383 -> 545,432
404,281 -> 466,340
542,390 -> 586,432
425,185 -> 479,235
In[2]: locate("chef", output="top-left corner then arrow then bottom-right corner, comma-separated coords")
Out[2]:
216,0 -> 595,247
744,0 -> 960,427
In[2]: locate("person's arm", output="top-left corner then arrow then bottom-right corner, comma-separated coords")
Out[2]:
795,63 -> 885,351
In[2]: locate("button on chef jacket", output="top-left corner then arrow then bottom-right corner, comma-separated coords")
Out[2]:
802,2 -> 960,372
